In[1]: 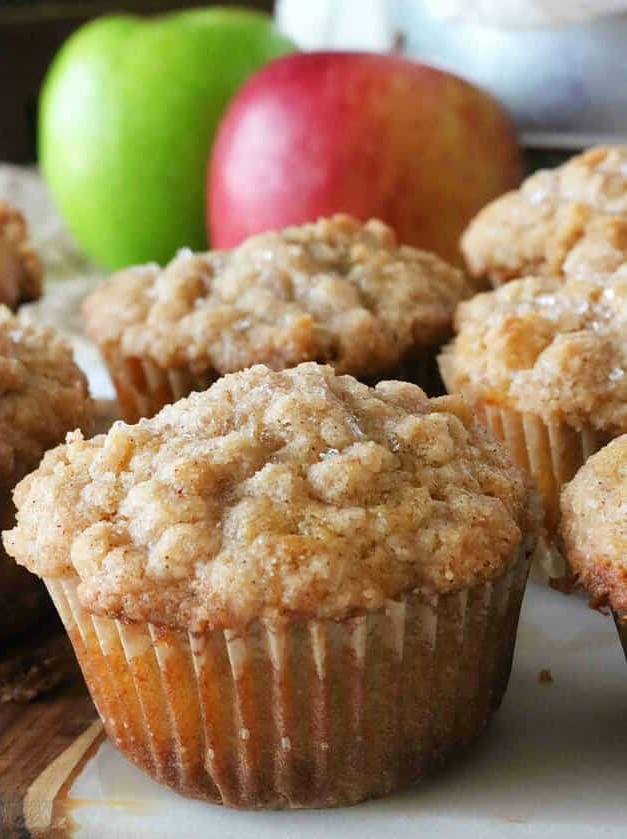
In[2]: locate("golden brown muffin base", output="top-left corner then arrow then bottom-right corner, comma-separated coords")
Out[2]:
45,547 -> 530,809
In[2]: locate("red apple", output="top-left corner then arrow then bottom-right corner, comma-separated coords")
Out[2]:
208,51 -> 522,265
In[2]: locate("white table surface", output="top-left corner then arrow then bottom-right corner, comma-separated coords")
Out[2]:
63,582 -> 626,839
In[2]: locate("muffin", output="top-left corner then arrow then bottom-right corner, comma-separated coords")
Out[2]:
561,436 -> 627,653
83,214 -> 473,423
439,269 -> 627,580
3,363 -> 539,808
0,305 -> 94,640
0,202 -> 42,310
461,146 -> 627,287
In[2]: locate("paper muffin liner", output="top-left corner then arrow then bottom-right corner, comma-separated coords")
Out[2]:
101,341 -> 448,425
471,401 -> 609,582
45,548 -> 530,809
0,482 -> 51,640
438,351 -> 612,581
101,345 -> 218,424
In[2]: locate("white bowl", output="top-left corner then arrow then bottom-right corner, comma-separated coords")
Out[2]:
276,0 -> 627,148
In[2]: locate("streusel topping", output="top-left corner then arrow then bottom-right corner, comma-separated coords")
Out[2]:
3,363 -> 537,631
0,306 -> 94,483
440,273 -> 627,434
0,203 -> 42,310
561,436 -> 627,612
461,146 -> 627,285
83,215 -> 471,379
561,215 -> 627,283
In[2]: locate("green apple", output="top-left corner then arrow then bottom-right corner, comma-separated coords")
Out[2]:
39,9 -> 294,269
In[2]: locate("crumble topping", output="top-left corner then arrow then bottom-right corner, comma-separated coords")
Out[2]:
441,273 -> 627,434
462,146 -> 627,285
83,215 -> 472,380
4,363 -> 538,630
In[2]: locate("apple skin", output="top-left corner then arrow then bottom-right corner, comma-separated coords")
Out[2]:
39,10 -> 294,269
208,52 -> 522,264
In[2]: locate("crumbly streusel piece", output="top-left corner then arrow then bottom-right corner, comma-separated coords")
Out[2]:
83,214 -> 472,380
561,435 -> 627,612
440,273 -> 627,435
0,203 -> 42,310
0,306 -> 94,482
4,363 -> 538,631
562,215 -> 627,283
462,146 -> 627,286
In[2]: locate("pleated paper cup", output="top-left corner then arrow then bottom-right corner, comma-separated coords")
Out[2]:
100,341 -> 449,424
475,402 -> 610,582
101,345 -> 218,424
438,349 -> 613,581
435,392 -> 605,585
45,547 -> 531,809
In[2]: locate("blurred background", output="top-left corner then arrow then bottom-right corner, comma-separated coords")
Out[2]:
4,0 -> 627,163
2,0 -> 626,279
0,0 -> 274,161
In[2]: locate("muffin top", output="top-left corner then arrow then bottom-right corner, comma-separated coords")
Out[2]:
3,363 -> 538,631
0,306 -> 94,484
561,436 -> 627,613
0,203 -> 42,310
561,215 -> 627,283
461,146 -> 627,286
83,215 -> 471,380
441,271 -> 627,434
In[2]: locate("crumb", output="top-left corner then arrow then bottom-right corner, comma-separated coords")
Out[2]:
538,668 -> 553,684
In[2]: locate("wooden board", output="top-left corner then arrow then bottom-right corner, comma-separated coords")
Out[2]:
8,583 -> 627,839
0,639 -> 97,837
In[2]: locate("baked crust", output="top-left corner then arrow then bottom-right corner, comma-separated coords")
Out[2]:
4,363 -> 538,632
83,215 -> 472,381
0,305 -> 94,484
441,271 -> 627,435
462,146 -> 627,285
561,435 -> 627,612
0,202 -> 42,310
